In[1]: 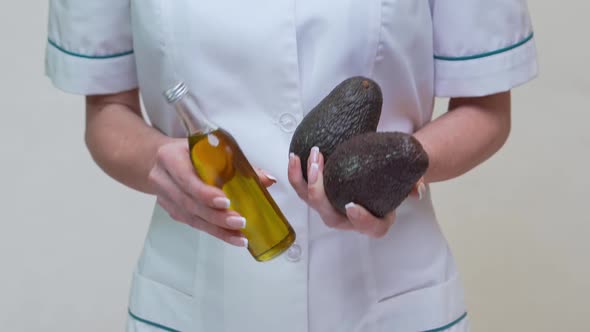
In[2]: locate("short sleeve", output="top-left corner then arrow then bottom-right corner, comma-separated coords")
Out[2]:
430,0 -> 539,97
45,1 -> 138,95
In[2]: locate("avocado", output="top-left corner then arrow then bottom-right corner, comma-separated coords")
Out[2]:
289,76 -> 382,181
323,132 -> 429,218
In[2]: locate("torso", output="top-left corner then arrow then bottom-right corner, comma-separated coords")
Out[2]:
127,1 -> 467,331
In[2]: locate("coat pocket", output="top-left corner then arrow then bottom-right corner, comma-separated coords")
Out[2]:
127,271 -> 195,332
353,274 -> 467,332
136,204 -> 201,297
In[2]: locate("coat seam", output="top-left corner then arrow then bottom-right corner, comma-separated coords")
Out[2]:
369,0 -> 385,78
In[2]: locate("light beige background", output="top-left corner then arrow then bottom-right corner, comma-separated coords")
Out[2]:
1,1 -> 588,331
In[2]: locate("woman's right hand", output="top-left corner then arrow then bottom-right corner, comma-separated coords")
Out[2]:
148,139 -> 276,247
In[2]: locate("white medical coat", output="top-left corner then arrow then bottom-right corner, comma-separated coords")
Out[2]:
46,0 -> 538,331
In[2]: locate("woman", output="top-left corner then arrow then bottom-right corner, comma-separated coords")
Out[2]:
45,0 -> 538,331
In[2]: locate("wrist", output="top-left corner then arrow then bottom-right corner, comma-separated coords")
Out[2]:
412,132 -> 436,184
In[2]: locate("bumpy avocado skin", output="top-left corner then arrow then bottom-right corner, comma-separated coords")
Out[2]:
289,76 -> 383,181
323,132 -> 429,218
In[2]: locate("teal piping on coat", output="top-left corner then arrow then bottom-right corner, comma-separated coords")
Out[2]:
422,312 -> 468,332
47,38 -> 134,59
128,309 -> 181,332
434,32 -> 534,61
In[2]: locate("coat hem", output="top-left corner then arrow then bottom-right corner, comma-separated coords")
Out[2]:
422,312 -> 468,332
128,309 -> 182,332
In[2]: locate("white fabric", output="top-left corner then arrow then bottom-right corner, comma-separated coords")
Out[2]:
45,0 -> 137,94
431,0 -> 539,96
45,44 -> 137,95
46,0 -> 538,331
434,39 -> 538,97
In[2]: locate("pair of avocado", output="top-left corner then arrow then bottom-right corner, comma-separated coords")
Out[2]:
289,77 -> 429,218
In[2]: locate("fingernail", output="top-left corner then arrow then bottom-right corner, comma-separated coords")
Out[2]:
265,173 -> 277,183
289,153 -> 295,167
345,202 -> 360,220
418,182 -> 426,201
310,146 -> 320,163
230,236 -> 248,248
226,216 -> 247,229
308,163 -> 319,184
213,197 -> 231,209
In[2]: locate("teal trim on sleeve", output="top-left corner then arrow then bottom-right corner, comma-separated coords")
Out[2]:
47,38 -> 134,59
421,312 -> 468,332
128,309 -> 182,332
434,32 -> 534,61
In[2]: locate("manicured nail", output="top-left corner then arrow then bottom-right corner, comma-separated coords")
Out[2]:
265,173 -> 277,183
309,163 -> 319,184
418,182 -> 426,201
226,216 -> 247,229
310,146 -> 320,163
230,236 -> 248,248
213,197 -> 231,209
345,202 -> 360,220
289,153 -> 295,167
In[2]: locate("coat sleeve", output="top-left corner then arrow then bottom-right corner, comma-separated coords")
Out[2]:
430,0 -> 539,97
45,0 -> 138,95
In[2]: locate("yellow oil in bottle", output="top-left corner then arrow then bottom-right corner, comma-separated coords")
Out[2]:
189,128 -> 296,261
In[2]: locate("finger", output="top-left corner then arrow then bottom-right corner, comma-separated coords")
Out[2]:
346,203 -> 396,238
322,212 -> 352,229
409,177 -> 426,200
156,195 -> 186,223
345,203 -> 377,234
167,163 -> 229,210
192,202 -> 247,231
150,166 -> 198,216
157,142 -> 228,209
307,146 -> 320,173
189,216 -> 248,247
369,210 -> 396,238
151,166 -> 245,230
288,153 -> 309,201
331,221 -> 356,231
254,167 -> 277,188
306,150 -> 333,212
307,150 -> 351,229
156,196 -> 245,238
306,148 -> 324,204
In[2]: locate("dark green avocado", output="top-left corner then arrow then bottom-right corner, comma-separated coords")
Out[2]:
323,132 -> 429,218
289,76 -> 383,181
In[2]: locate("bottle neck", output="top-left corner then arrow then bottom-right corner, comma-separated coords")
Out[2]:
172,91 -> 218,136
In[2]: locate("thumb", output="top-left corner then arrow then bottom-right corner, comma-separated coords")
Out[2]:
254,168 -> 277,187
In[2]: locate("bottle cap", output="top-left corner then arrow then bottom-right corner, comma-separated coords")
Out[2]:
164,82 -> 188,104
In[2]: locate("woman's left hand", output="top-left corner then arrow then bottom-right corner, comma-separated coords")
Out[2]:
288,147 -> 397,238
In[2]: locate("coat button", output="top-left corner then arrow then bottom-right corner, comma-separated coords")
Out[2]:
285,243 -> 302,262
278,113 -> 298,133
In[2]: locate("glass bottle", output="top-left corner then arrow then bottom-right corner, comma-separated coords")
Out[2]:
164,82 -> 296,262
